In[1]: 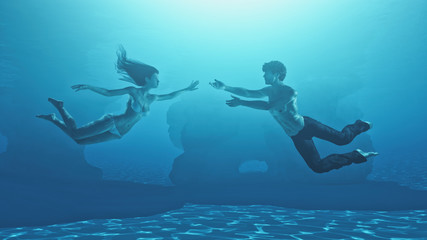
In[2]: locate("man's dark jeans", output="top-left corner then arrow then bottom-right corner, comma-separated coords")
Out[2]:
291,116 -> 370,173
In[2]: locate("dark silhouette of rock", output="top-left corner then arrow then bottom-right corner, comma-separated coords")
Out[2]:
0,178 -> 184,228
1,178 -> 427,228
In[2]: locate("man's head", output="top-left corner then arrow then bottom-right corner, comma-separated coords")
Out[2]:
262,61 -> 287,84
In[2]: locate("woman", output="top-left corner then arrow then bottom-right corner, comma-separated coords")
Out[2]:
37,46 -> 199,145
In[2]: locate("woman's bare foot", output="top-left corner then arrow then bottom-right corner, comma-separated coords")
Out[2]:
48,98 -> 63,108
36,113 -> 56,121
356,149 -> 379,159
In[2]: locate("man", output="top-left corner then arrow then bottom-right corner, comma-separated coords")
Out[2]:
210,61 -> 378,173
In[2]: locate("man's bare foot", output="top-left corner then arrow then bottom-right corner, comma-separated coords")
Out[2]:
36,113 -> 56,121
356,120 -> 373,132
361,120 -> 373,129
356,149 -> 379,159
48,98 -> 63,108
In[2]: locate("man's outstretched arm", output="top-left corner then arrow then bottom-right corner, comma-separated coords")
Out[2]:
226,89 -> 296,110
210,79 -> 268,98
226,96 -> 270,110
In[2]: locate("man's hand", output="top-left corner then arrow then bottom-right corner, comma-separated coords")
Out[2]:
209,79 -> 226,90
71,84 -> 89,92
226,95 -> 241,107
186,80 -> 199,91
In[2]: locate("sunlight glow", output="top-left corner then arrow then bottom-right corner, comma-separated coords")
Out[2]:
178,0 -> 302,17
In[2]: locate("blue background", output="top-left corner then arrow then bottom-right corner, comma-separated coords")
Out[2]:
1,0 -> 427,237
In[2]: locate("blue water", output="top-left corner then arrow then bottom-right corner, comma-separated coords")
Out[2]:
2,205 -> 427,239
2,157 -> 427,239
1,0 -> 427,238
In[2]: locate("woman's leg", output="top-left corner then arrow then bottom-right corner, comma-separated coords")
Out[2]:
46,98 -> 120,140
48,98 -> 77,129
74,131 -> 121,145
69,114 -> 118,140
36,113 -> 72,136
37,113 -> 120,144
39,100 -> 120,142
305,117 -> 371,146
37,112 -> 117,141
291,134 -> 367,173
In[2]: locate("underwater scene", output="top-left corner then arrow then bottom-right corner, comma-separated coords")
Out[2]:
1,0 -> 427,239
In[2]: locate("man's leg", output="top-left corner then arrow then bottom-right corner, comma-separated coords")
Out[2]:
291,136 -> 323,173
306,117 -> 371,146
291,134 -> 367,173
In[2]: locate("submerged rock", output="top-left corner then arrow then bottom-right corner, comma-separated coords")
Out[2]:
1,178 -> 427,228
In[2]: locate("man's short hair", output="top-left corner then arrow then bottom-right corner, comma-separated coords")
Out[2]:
262,61 -> 287,81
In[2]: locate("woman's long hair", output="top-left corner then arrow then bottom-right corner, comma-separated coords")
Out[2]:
116,45 -> 159,86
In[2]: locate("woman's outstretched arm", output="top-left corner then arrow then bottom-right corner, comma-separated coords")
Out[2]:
155,81 -> 199,101
71,84 -> 135,97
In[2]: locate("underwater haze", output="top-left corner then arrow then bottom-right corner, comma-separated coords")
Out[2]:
1,0 -> 427,238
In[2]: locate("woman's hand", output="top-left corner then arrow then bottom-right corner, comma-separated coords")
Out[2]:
71,84 -> 90,92
209,79 -> 226,90
186,80 -> 199,91
226,95 -> 242,107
